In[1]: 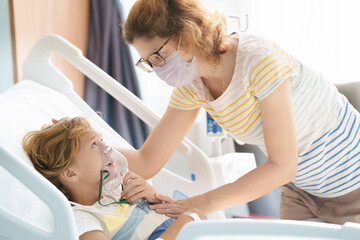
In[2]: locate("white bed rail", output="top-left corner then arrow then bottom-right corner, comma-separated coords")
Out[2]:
0,145 -> 77,240
177,219 -> 360,240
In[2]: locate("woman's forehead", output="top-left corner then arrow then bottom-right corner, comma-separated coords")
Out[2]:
133,36 -> 169,57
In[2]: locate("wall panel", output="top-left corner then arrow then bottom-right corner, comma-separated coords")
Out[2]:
10,0 -> 90,97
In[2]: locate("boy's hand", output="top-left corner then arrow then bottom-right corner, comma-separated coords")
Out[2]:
121,171 -> 161,203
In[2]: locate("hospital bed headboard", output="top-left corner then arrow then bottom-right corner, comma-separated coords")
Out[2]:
0,34 -> 219,240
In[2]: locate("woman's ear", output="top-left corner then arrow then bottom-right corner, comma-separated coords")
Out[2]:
59,168 -> 79,183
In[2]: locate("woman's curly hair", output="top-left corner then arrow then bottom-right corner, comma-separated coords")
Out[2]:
122,0 -> 230,63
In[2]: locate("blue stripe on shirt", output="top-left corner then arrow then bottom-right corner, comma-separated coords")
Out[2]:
297,114 -> 358,179
147,218 -> 176,240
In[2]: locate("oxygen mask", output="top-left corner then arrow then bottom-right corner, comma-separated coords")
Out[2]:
101,143 -> 128,193
98,142 -> 129,205
98,142 -> 147,209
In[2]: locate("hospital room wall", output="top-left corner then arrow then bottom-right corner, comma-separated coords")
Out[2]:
0,0 -> 14,93
207,0 -> 360,84
8,0 -> 90,98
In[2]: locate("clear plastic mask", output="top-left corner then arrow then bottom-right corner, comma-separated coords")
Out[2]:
98,142 -> 147,209
101,142 -> 129,194
98,142 -> 129,205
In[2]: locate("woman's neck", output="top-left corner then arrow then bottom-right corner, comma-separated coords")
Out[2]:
197,35 -> 238,99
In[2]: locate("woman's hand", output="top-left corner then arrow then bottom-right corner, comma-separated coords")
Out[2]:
148,194 -> 200,218
121,171 -> 160,203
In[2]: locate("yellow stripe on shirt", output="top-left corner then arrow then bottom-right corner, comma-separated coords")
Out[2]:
251,53 -> 276,75
215,99 -> 257,125
254,61 -> 287,88
177,88 -> 196,104
233,113 -> 261,135
252,57 -> 282,86
171,95 -> 197,107
256,67 -> 294,95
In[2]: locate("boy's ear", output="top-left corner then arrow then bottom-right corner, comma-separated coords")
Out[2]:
59,168 -> 79,183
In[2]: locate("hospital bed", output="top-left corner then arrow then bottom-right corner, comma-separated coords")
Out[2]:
0,34 -> 360,240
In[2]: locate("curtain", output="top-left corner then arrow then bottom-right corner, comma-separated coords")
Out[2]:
85,0 -> 148,149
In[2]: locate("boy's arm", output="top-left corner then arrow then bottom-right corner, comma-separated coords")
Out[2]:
158,215 -> 193,240
159,209 -> 205,240
80,230 -> 108,240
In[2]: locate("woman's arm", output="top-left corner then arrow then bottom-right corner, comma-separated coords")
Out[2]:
120,106 -> 200,179
151,78 -> 299,216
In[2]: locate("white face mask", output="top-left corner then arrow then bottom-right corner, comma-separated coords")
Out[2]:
154,37 -> 198,87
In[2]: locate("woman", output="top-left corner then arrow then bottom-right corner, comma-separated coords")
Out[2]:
120,0 -> 360,224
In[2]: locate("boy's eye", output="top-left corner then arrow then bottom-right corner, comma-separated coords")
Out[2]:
91,142 -> 98,149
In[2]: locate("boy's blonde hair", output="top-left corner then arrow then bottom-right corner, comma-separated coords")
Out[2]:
22,117 -> 93,200
122,0 -> 230,63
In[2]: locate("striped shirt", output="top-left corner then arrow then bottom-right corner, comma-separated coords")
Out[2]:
168,33 -> 360,198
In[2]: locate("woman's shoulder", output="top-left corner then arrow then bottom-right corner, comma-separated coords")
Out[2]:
232,33 -> 278,75
237,33 -> 277,57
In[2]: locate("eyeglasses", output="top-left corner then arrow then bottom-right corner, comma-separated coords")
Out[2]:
135,39 -> 170,73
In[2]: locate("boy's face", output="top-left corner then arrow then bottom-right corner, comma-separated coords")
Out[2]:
71,130 -> 103,186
